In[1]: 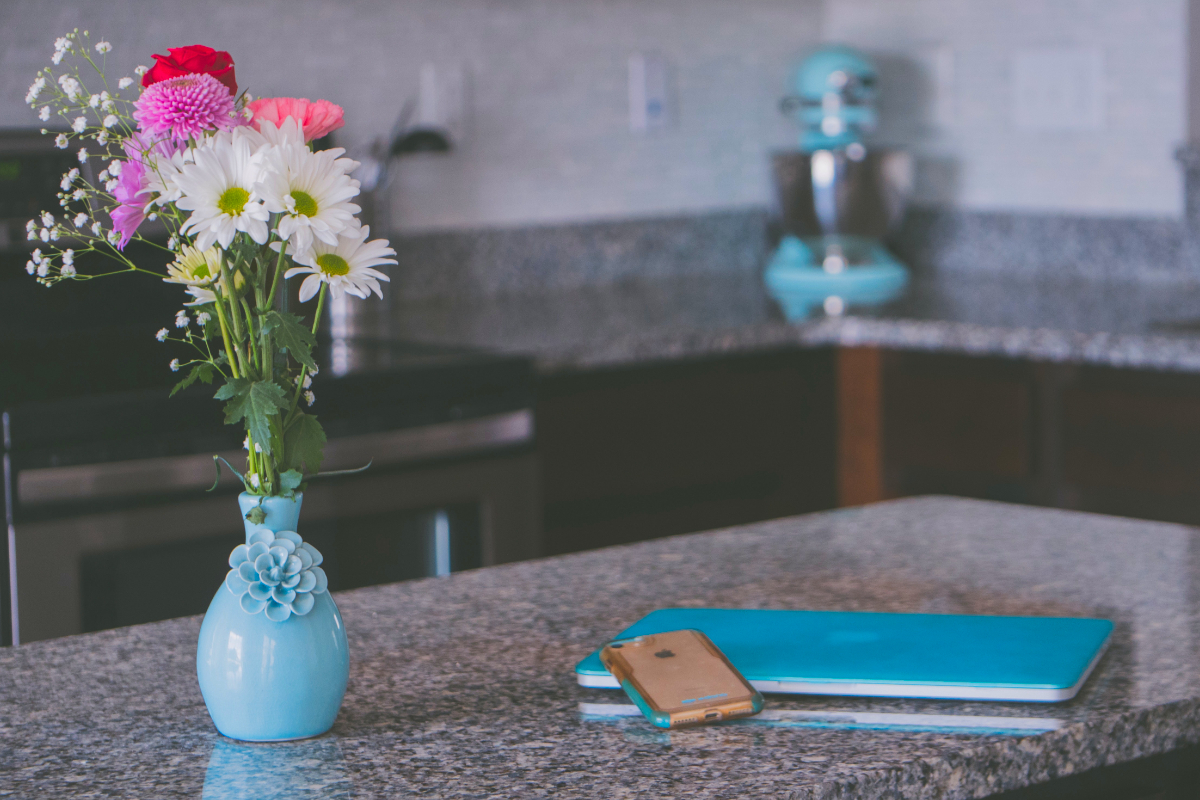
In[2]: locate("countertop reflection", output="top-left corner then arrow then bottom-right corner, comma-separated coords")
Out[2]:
3,496 -> 1199,798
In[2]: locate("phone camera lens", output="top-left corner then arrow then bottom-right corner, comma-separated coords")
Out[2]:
610,643 -> 624,649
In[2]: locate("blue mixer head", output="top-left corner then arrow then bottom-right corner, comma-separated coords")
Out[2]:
783,44 -> 878,152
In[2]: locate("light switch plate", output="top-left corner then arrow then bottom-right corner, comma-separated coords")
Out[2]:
1012,46 -> 1105,132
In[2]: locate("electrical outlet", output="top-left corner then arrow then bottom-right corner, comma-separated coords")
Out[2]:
1012,46 -> 1105,132
629,53 -> 669,132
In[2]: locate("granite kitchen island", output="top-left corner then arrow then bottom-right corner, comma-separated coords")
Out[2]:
2,496 -> 1199,798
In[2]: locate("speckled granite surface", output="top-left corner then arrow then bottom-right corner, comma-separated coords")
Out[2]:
3,497 -> 1199,798
382,270 -> 1200,373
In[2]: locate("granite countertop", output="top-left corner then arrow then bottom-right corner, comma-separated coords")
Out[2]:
3,496 -> 1199,798
386,271 -> 1200,373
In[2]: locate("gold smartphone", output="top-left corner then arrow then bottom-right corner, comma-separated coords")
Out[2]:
599,629 -> 764,728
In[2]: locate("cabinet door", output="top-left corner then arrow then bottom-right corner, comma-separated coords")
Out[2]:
1062,367 -> 1200,524
536,349 -> 837,555
881,352 -> 1035,503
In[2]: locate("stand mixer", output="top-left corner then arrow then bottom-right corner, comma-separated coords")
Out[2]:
765,45 -> 912,320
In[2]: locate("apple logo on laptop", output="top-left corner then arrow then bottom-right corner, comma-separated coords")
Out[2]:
654,649 -> 675,659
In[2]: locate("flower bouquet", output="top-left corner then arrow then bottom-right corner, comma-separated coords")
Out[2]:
24,31 -> 386,740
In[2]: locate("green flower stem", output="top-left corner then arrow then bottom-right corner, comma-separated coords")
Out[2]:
240,296 -> 259,374
285,283 -> 328,425
218,257 -> 245,342
212,295 -> 241,380
265,243 -> 287,314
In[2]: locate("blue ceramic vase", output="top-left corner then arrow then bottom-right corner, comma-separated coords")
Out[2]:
196,493 -> 350,741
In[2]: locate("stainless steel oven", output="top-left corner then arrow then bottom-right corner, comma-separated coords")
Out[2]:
4,344 -> 539,645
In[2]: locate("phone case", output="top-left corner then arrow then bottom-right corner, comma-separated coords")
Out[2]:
600,629 -> 764,729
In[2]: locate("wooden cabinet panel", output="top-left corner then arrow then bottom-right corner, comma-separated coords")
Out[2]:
882,353 -> 1034,502
536,349 -> 837,556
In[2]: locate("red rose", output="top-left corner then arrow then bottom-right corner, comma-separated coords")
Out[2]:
142,45 -> 237,95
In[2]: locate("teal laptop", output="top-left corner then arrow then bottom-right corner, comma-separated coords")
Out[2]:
575,609 -> 1113,702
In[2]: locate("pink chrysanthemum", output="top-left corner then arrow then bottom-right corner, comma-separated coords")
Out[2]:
134,72 -> 238,142
110,157 -> 147,250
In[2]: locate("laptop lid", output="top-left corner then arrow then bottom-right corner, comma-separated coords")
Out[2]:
575,608 -> 1113,702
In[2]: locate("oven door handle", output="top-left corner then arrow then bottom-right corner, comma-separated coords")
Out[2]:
15,409 -> 534,506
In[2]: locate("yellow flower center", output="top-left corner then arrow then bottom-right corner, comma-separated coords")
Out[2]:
218,186 -> 250,215
316,253 -> 350,277
290,190 -> 318,217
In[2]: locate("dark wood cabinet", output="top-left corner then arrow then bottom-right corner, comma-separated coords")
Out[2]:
535,349 -> 837,556
865,350 -> 1200,527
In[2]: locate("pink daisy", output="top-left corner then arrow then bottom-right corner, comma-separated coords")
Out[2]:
134,72 -> 239,142
247,97 -> 344,142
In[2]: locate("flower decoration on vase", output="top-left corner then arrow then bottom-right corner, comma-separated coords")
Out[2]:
226,530 -> 329,621
22,31 -> 396,502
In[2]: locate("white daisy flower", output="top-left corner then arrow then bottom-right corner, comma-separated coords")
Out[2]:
89,94 -> 101,108
105,179 -> 119,193
26,220 -> 36,233
78,147 -> 88,163
174,131 -> 269,250
60,264 -> 76,277
73,189 -> 86,200
165,245 -> 222,287
99,91 -> 113,111
72,116 -> 87,133
283,224 -> 395,303
49,228 -> 60,241
257,120 -> 362,254
156,328 -> 169,342
95,41 -> 112,54
103,115 -> 118,129
39,106 -> 50,121
61,249 -> 73,266
175,309 -> 189,328
118,77 -> 133,89
41,212 -> 54,226
27,229 -> 37,241
54,134 -> 68,149
52,50 -> 65,65
54,36 -> 70,52
91,221 -> 102,235
39,228 -> 50,242
142,147 -> 190,206
169,358 -> 181,372
196,311 -> 211,325
134,65 -> 149,76
37,262 -> 49,277
98,170 -> 109,182
97,131 -> 108,145
73,213 -> 87,227
304,391 -> 315,407
108,160 -> 122,177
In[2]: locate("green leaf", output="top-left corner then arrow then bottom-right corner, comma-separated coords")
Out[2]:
262,310 -> 318,371
283,412 -> 326,475
245,506 -> 266,524
170,363 -> 214,397
280,469 -> 304,494
217,379 -> 289,455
